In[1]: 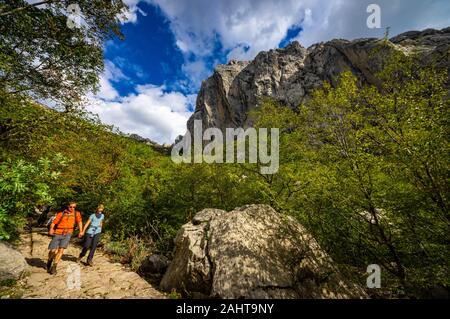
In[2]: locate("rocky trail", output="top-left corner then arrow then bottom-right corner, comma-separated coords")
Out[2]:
15,230 -> 165,299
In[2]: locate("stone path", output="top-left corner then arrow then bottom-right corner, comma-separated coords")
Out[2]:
17,230 -> 165,299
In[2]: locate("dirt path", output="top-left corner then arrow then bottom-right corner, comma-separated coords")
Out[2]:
17,230 -> 165,299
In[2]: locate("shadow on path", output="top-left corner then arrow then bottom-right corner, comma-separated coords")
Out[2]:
25,257 -> 46,270
61,255 -> 78,262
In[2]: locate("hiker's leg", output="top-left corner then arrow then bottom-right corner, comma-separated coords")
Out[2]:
79,235 -> 92,258
87,234 -> 101,261
79,247 -> 88,258
49,248 -> 63,275
47,249 -> 57,271
53,234 -> 71,264
48,234 -> 61,257
47,235 -> 61,271
54,248 -> 64,264
48,249 -> 57,261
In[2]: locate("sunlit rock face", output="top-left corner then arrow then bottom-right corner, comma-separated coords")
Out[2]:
160,204 -> 368,299
187,27 -> 450,134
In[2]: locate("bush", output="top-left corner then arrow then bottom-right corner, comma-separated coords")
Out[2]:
0,157 -> 67,240
103,234 -> 154,271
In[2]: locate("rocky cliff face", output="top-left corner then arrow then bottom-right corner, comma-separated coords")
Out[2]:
187,27 -> 450,133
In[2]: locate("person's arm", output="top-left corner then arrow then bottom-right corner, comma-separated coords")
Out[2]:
48,223 -> 55,235
81,218 -> 91,235
49,213 -> 62,235
77,213 -> 84,238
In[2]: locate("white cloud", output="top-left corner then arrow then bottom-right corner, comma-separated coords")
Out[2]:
143,0 -> 449,88
96,61 -> 128,101
142,0 -> 308,88
93,1 -> 450,143
120,0 -> 148,24
175,40 -> 189,53
181,60 -> 210,88
97,76 -> 119,101
293,0 -> 450,47
90,61 -> 194,144
149,0 -> 450,53
150,0 -> 306,61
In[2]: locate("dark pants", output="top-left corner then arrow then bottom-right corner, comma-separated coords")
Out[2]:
79,233 -> 101,261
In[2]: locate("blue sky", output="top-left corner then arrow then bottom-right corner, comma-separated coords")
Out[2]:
104,2 -> 304,97
87,0 -> 450,144
103,3 -> 186,96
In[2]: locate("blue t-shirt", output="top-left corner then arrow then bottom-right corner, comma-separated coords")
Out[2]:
86,213 -> 104,235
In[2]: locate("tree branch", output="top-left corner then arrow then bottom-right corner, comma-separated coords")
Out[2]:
0,0 -> 60,17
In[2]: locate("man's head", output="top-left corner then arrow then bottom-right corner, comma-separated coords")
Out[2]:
68,201 -> 77,212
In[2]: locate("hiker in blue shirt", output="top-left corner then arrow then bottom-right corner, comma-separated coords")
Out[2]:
78,204 -> 105,266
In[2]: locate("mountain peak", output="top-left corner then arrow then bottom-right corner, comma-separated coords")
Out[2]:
187,27 -> 450,134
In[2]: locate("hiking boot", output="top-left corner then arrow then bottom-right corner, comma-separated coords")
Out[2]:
49,264 -> 57,275
46,259 -> 53,273
87,259 -> 93,267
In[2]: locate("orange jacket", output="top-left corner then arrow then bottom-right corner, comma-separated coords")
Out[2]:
52,210 -> 82,235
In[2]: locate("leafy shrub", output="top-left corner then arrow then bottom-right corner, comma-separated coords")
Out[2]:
103,234 -> 154,271
167,289 -> 182,299
0,156 -> 67,240
103,235 -> 129,258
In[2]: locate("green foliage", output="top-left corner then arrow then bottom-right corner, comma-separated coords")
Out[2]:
0,278 -> 24,299
167,289 -> 182,299
0,156 -> 66,240
0,278 -> 17,287
248,52 -> 450,295
0,0 -> 127,111
103,237 -> 129,258
0,92 -> 173,243
102,234 -> 153,271
0,48 -> 448,297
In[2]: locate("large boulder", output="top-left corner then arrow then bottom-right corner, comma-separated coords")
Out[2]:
0,241 -> 29,282
160,205 -> 367,299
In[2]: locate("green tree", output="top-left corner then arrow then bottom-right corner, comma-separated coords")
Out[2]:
0,0 -> 127,111
250,52 -> 449,294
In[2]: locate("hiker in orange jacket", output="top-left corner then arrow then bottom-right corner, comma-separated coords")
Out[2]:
47,201 -> 83,275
